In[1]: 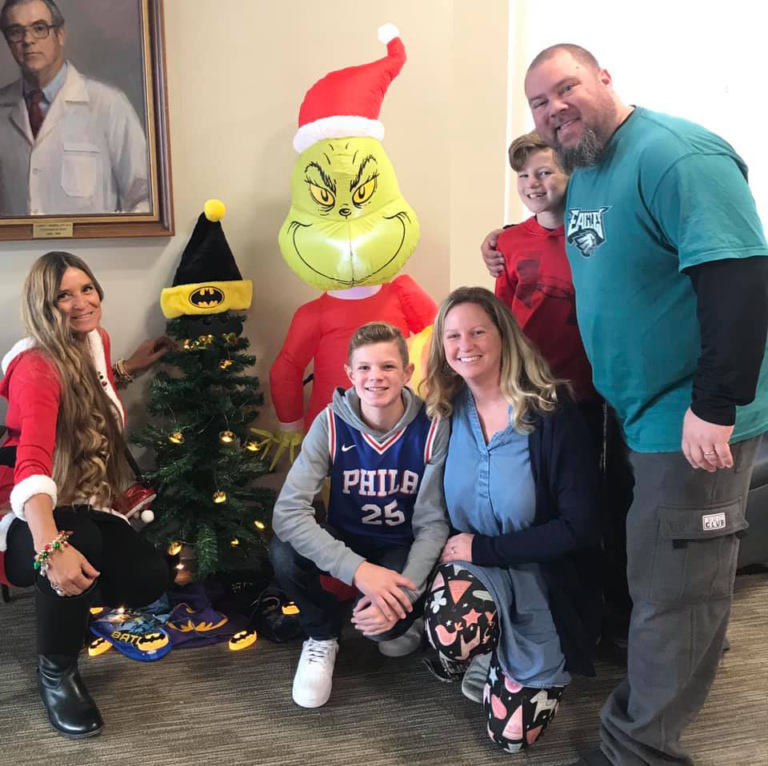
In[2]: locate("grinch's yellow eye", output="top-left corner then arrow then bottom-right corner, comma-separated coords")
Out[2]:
309,183 -> 335,209
352,178 -> 377,206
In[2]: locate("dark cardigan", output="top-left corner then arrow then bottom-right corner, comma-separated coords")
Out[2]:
471,400 -> 603,677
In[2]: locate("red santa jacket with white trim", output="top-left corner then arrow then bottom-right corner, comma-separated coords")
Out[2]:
0,327 -> 123,551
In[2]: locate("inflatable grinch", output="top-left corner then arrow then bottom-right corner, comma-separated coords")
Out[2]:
263,24 -> 436,464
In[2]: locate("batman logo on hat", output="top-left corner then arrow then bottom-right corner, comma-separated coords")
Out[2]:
190,286 -> 225,309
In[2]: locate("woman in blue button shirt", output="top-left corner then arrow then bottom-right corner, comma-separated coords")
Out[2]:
421,286 -> 602,754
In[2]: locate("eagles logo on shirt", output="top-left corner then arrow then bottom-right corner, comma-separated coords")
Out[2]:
566,206 -> 611,258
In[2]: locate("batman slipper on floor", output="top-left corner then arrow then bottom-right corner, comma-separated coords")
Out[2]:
90,619 -> 172,662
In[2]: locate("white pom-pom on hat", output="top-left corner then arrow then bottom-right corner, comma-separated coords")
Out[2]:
378,23 -> 400,44
140,509 -> 155,524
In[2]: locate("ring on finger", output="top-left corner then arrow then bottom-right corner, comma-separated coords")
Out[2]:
704,450 -> 716,456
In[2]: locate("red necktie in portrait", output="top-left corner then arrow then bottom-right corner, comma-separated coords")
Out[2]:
28,89 -> 44,138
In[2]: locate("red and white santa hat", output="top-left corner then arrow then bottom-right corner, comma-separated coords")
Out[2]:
293,23 -> 406,154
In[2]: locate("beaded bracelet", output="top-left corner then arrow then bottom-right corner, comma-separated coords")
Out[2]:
112,358 -> 134,386
33,530 -> 74,574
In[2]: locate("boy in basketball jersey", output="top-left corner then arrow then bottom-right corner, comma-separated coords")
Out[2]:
270,322 -> 449,708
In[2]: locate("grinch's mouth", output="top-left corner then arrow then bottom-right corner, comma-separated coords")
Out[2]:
287,211 -> 410,287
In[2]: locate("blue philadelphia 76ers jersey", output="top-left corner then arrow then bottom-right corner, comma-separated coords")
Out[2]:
326,406 -> 440,544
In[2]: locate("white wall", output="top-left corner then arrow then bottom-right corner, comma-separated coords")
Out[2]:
506,0 -> 767,228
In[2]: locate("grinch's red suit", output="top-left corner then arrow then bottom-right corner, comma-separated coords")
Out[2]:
270,275 -> 435,429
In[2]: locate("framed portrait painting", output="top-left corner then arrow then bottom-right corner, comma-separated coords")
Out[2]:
0,0 -> 173,240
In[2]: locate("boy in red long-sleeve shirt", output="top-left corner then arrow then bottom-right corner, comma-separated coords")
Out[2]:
487,132 -> 633,646
495,131 -> 598,404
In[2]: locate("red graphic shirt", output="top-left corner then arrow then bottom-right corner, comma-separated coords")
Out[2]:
495,217 -> 599,402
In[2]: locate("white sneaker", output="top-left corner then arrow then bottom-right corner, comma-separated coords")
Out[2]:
378,619 -> 423,658
292,638 -> 339,708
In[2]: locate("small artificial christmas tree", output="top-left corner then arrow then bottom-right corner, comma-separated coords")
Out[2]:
133,200 -> 274,578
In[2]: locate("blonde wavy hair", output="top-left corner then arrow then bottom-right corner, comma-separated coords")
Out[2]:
22,252 -> 130,506
423,287 -> 565,432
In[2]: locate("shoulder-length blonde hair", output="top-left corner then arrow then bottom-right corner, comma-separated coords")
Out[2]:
22,251 -> 130,506
423,286 -> 565,432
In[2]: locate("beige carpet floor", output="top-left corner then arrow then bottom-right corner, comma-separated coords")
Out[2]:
1,573 -> 766,766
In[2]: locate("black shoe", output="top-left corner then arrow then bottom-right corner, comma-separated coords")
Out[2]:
422,652 -> 468,683
37,654 -> 103,739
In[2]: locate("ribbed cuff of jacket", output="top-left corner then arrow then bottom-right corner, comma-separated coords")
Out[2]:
10,475 -> 57,520
690,400 -> 737,427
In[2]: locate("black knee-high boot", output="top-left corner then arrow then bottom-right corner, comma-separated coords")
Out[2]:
36,582 -> 103,739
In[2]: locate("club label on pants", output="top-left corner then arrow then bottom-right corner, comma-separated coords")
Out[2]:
702,512 -> 726,531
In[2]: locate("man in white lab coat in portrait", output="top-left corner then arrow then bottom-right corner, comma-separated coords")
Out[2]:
0,0 -> 149,216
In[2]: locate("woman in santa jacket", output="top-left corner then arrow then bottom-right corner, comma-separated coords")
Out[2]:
0,251 -> 171,739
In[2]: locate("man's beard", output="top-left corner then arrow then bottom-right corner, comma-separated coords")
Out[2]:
555,125 -> 606,173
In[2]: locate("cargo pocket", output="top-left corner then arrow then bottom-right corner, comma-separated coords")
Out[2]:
646,499 -> 748,605
61,143 -> 99,198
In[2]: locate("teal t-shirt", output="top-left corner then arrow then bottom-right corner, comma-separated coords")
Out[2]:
565,107 -> 768,452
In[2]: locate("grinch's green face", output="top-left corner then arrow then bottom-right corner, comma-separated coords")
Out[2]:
278,137 -> 419,290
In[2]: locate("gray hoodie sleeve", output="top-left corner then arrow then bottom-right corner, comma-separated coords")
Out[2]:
271,410 -> 366,584
400,416 -> 450,602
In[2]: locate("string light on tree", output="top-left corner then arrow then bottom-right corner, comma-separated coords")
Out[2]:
244,439 -> 260,453
219,430 -> 236,444
253,520 -> 266,531
230,538 -> 240,547
213,490 -> 227,504
169,431 -> 185,445
167,541 -> 183,556
219,359 -> 233,370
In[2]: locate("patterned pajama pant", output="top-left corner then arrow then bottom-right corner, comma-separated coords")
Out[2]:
424,563 -> 565,753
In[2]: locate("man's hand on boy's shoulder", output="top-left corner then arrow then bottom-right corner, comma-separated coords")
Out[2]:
352,562 -> 415,622
481,228 -> 506,278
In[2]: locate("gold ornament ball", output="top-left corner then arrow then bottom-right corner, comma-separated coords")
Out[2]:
167,541 -> 183,556
244,439 -> 260,453
213,490 -> 227,504
169,431 -> 184,445
219,359 -> 233,370
219,430 -> 236,444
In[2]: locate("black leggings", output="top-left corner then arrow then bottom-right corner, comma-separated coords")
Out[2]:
424,564 -> 565,753
5,507 -> 171,655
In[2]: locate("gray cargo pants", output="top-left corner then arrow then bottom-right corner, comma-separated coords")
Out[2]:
599,435 -> 762,765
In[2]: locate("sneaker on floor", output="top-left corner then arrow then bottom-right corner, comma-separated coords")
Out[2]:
292,638 -> 339,708
461,652 -> 491,703
378,619 -> 423,658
